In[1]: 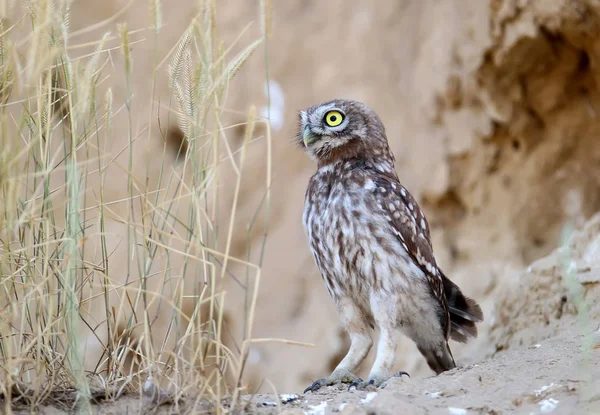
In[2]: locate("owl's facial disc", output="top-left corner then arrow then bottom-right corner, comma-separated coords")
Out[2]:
298,99 -> 380,164
301,105 -> 348,148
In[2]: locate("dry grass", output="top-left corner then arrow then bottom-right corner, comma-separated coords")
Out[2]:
0,0 -> 272,413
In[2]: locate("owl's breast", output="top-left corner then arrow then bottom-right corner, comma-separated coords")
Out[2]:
303,165 -> 422,304
303,170 -> 389,301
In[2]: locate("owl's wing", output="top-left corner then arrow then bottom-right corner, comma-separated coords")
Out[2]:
372,174 -> 451,339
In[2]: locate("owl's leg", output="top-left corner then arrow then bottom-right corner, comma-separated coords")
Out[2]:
303,301 -> 372,393
367,324 -> 398,386
349,296 -> 410,390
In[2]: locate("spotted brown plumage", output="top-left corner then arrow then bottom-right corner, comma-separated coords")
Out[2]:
298,99 -> 483,392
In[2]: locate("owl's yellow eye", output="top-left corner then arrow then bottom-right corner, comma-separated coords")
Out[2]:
324,110 -> 344,127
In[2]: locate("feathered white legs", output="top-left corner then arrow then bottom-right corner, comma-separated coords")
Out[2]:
304,295 -> 412,393
304,300 -> 372,393
348,295 -> 410,390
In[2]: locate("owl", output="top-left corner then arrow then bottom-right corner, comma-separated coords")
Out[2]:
298,99 -> 483,392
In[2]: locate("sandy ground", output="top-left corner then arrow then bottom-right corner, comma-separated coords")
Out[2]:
246,326 -> 600,415
13,320 -> 599,414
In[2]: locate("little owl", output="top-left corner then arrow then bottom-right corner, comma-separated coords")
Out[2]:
298,99 -> 483,392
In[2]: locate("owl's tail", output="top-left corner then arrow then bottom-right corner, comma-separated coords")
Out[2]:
418,342 -> 456,375
442,274 -> 484,343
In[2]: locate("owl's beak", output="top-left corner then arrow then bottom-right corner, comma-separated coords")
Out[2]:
303,125 -> 318,147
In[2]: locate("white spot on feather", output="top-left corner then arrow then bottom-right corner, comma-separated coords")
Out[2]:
319,164 -> 334,173
364,179 -> 376,190
401,188 -> 407,197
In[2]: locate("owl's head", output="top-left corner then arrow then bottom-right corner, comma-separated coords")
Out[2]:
297,99 -> 388,165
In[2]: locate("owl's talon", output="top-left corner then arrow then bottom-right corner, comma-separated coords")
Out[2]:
347,380 -> 360,391
381,371 -> 409,389
303,379 -> 326,394
350,371 -> 409,390
304,372 -> 363,393
348,378 -> 377,391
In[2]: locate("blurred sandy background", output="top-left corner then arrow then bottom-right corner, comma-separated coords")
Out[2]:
58,0 -> 600,393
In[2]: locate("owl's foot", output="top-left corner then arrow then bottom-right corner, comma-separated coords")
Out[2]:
347,378 -> 378,391
303,370 -> 363,393
348,370 -> 410,391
